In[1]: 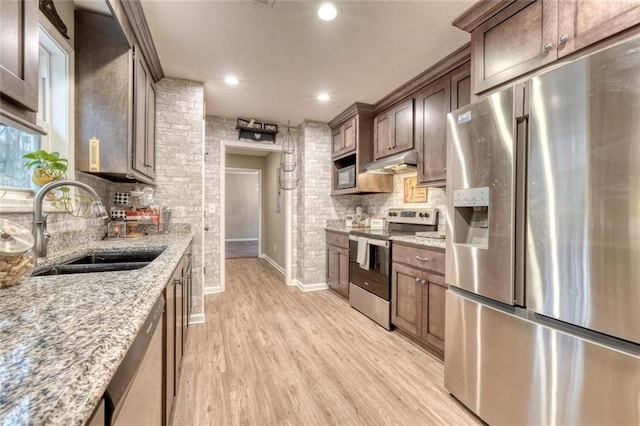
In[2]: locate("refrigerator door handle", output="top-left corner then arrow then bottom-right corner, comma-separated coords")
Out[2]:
513,84 -> 529,307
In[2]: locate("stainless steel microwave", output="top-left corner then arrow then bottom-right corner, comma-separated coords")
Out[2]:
336,164 -> 356,189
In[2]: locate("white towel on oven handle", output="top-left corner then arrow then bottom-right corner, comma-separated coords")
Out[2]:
357,237 -> 370,270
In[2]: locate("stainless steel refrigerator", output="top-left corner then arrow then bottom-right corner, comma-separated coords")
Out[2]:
445,36 -> 640,425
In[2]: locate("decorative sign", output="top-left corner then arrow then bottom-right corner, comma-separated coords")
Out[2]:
403,176 -> 427,203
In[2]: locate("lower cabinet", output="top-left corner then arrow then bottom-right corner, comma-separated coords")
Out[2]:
164,243 -> 192,425
326,230 -> 350,299
391,243 -> 446,359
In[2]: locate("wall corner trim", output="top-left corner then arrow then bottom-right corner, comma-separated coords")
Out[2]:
260,254 -> 285,276
293,280 -> 329,292
188,313 -> 205,325
204,286 -> 224,295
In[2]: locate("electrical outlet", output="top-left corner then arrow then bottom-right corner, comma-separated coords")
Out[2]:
207,203 -> 216,214
274,243 -> 277,251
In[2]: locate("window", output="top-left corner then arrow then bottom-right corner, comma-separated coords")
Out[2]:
0,21 -> 74,212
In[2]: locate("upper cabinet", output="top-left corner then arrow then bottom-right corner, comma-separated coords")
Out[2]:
133,48 -> 156,180
457,0 -> 640,94
373,98 -> 414,160
415,62 -> 470,187
75,10 -> 156,184
557,1 -> 640,57
329,103 -> 393,195
332,116 -> 357,158
0,0 -> 43,133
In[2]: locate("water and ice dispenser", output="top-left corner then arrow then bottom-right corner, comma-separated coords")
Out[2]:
453,187 -> 489,249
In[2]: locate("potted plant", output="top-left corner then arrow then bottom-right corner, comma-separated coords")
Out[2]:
22,150 -> 68,187
22,150 -> 93,217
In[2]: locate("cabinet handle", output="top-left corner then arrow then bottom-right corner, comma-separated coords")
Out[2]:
543,42 -> 553,51
415,277 -> 421,283
364,281 -> 371,286
415,255 -> 431,262
175,278 -> 183,286
559,34 -> 569,44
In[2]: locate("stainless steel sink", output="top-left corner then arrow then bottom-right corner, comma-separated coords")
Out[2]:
33,248 -> 165,276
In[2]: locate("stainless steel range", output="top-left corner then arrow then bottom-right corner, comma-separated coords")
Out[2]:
348,208 -> 438,329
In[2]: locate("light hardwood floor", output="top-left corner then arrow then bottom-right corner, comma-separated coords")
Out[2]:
172,258 -> 481,425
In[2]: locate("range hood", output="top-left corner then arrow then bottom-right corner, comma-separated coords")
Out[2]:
363,150 -> 417,174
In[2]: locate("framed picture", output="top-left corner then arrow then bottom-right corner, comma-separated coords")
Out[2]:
403,176 -> 427,203
264,123 -> 278,132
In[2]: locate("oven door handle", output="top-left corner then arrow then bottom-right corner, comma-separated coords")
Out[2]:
348,235 -> 389,248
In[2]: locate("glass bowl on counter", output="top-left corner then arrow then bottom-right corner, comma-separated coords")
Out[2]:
0,219 -> 36,288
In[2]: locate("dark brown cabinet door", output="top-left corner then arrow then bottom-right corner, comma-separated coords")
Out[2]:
374,111 -> 391,159
390,98 -> 414,155
146,77 -> 156,179
133,48 -> 155,180
0,0 -> 38,112
343,117 -> 357,154
164,280 -> 176,425
415,75 -> 450,186
471,0 -> 558,94
332,117 -> 357,158
422,278 -> 447,353
374,99 -> 414,159
391,263 -> 422,336
175,269 -> 184,386
326,244 -> 348,299
451,63 -> 472,111
557,0 -> 640,58
332,127 -> 344,156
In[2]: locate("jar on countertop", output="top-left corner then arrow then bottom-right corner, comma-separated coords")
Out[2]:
0,219 -> 36,289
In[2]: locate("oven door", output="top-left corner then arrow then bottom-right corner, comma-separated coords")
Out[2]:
349,236 -> 390,301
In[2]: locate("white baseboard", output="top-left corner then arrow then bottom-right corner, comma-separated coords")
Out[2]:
293,279 -> 328,292
204,286 -> 224,294
188,313 -> 205,324
225,238 -> 258,242
259,253 -> 285,275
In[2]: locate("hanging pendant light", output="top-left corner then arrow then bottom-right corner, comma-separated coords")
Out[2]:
279,122 -> 297,190
280,123 -> 296,171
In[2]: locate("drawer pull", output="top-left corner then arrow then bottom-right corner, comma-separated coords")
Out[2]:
364,281 -> 371,286
415,255 -> 431,262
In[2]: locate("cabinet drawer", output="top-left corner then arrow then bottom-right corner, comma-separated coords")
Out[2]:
392,243 -> 445,275
326,231 -> 349,249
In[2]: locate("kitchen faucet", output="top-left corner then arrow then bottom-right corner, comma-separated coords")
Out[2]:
33,180 -> 111,257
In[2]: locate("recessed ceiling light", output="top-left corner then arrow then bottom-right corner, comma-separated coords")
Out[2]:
317,3 -> 337,21
225,76 -> 239,85
318,93 -> 330,101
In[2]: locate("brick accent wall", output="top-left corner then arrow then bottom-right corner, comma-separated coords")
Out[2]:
293,120 -> 333,287
155,78 -> 204,317
203,116 -> 298,291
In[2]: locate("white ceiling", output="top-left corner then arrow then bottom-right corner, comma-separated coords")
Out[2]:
139,0 -> 474,127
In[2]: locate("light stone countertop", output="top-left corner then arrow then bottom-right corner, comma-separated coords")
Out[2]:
0,233 -> 193,425
324,225 -> 350,235
389,235 -> 447,250
325,226 -> 446,250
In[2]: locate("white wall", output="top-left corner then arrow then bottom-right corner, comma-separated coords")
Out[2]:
263,152 -> 285,268
225,171 -> 259,240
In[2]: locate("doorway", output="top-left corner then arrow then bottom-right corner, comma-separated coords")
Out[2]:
217,140 -> 293,292
225,168 -> 261,259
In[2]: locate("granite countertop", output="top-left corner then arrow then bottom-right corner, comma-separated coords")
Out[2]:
325,226 -> 446,249
324,225 -> 350,235
389,234 -> 446,250
0,233 -> 193,425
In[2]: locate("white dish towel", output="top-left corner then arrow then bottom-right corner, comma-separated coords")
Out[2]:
357,237 -> 370,270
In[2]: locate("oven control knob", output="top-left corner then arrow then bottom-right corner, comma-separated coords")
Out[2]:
419,213 -> 424,218
424,213 -> 430,218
